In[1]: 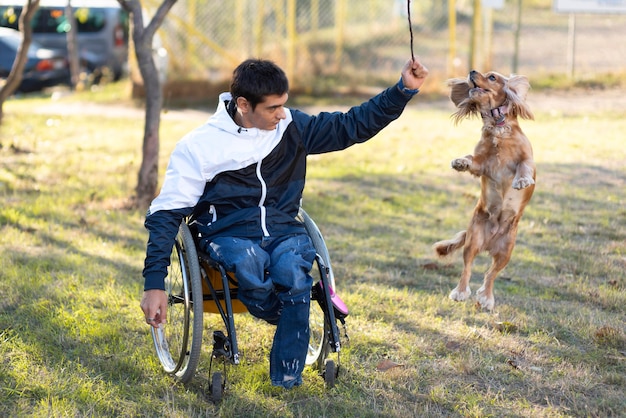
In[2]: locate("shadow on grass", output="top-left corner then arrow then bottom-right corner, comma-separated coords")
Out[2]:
303,161 -> 625,303
2,153 -> 624,414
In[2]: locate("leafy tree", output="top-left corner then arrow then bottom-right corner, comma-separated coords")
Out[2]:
0,0 -> 40,123
118,0 -> 177,209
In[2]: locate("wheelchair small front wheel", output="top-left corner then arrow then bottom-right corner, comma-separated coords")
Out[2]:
151,222 -> 204,383
210,371 -> 224,403
323,359 -> 336,388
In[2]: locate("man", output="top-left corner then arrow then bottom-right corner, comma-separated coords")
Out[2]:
141,57 -> 428,388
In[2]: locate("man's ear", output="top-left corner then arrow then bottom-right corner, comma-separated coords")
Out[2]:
236,96 -> 250,113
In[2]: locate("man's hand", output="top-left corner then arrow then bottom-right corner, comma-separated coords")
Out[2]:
140,289 -> 168,329
401,57 -> 429,91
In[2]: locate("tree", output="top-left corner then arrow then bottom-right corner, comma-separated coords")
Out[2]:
118,0 -> 177,209
65,0 -> 80,90
0,0 -> 40,124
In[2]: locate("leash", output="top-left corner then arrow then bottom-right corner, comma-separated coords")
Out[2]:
407,0 -> 415,61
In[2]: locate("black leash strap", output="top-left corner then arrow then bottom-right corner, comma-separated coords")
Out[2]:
407,0 -> 415,61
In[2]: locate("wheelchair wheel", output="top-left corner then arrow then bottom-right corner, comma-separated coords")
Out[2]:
210,371 -> 224,403
298,209 -> 335,370
307,292 -> 331,369
298,209 -> 336,291
323,359 -> 337,388
151,222 -> 204,383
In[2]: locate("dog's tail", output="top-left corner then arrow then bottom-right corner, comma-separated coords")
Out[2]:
433,231 -> 466,258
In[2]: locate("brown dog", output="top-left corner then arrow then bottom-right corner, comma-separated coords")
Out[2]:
433,70 -> 535,311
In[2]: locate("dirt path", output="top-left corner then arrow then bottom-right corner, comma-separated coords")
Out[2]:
30,87 -> 626,120
526,88 -> 626,114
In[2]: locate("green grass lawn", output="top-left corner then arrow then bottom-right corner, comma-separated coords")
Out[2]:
0,85 -> 624,417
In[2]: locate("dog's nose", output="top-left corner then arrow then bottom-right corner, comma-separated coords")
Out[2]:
470,70 -> 478,76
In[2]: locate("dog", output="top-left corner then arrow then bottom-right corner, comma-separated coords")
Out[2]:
433,70 -> 535,311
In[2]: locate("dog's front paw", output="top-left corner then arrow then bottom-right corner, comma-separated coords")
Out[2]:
476,286 -> 495,311
513,176 -> 535,189
449,286 -> 471,302
451,158 -> 471,172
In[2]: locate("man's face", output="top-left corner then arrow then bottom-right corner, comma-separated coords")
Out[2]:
239,93 -> 288,131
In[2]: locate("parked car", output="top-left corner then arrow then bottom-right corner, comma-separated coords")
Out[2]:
0,26 -> 69,92
0,0 -> 129,81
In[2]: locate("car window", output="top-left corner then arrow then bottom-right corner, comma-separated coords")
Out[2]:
0,31 -> 21,49
0,30 -> 42,59
0,6 -> 113,33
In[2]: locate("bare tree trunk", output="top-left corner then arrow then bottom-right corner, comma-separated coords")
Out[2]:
118,0 -> 177,209
0,0 -> 40,124
65,0 -> 80,90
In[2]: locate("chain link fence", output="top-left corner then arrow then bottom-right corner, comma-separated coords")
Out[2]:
142,0 -> 626,94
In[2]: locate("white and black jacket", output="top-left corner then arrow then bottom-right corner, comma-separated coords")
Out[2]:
143,82 -> 418,290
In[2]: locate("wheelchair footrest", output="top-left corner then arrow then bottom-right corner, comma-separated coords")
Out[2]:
312,281 -> 349,321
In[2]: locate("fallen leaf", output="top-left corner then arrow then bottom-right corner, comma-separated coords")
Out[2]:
593,325 -> 624,348
445,340 -> 461,350
376,359 -> 404,372
421,262 -> 439,270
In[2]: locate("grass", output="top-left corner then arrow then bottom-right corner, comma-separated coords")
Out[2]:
1,82 -> 625,417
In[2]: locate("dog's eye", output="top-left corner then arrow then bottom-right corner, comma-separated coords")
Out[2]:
488,75 -> 497,82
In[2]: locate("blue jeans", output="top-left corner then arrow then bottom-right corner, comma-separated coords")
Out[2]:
204,233 -> 316,388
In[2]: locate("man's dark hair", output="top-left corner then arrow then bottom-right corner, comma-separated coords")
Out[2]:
230,59 -> 289,109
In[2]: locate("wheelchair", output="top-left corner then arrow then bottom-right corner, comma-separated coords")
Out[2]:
149,208 -> 348,402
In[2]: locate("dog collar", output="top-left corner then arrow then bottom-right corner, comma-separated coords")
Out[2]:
483,105 -> 508,126
491,105 -> 509,126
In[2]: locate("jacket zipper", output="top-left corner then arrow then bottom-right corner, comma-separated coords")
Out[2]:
256,160 -> 270,236
208,204 -> 217,224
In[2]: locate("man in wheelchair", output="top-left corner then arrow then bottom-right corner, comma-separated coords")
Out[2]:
141,57 -> 428,389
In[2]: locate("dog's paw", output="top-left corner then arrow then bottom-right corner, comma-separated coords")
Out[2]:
512,176 -> 535,189
449,286 -> 471,302
476,286 -> 495,311
451,158 -> 471,172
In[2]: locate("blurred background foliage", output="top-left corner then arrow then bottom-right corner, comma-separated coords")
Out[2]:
141,0 -> 626,96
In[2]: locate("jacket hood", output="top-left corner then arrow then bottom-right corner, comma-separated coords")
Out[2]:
207,92 -> 244,136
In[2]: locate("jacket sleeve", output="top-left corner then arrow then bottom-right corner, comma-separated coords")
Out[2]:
142,207 -> 193,290
142,139 -> 205,291
293,81 -> 415,155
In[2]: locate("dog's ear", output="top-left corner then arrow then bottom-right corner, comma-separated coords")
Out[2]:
448,78 -> 478,124
504,75 -> 534,120
448,78 -> 471,107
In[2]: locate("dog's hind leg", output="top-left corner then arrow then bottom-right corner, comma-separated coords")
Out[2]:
476,236 -> 516,310
449,236 -> 480,302
476,258 -> 507,311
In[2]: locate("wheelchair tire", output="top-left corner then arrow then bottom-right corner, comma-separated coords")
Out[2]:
323,359 -> 336,388
298,209 -> 334,370
210,371 -> 224,403
298,209 -> 336,291
151,222 -> 204,383
307,295 -> 331,369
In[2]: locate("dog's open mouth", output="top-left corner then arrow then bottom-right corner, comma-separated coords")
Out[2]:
469,77 -> 489,93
